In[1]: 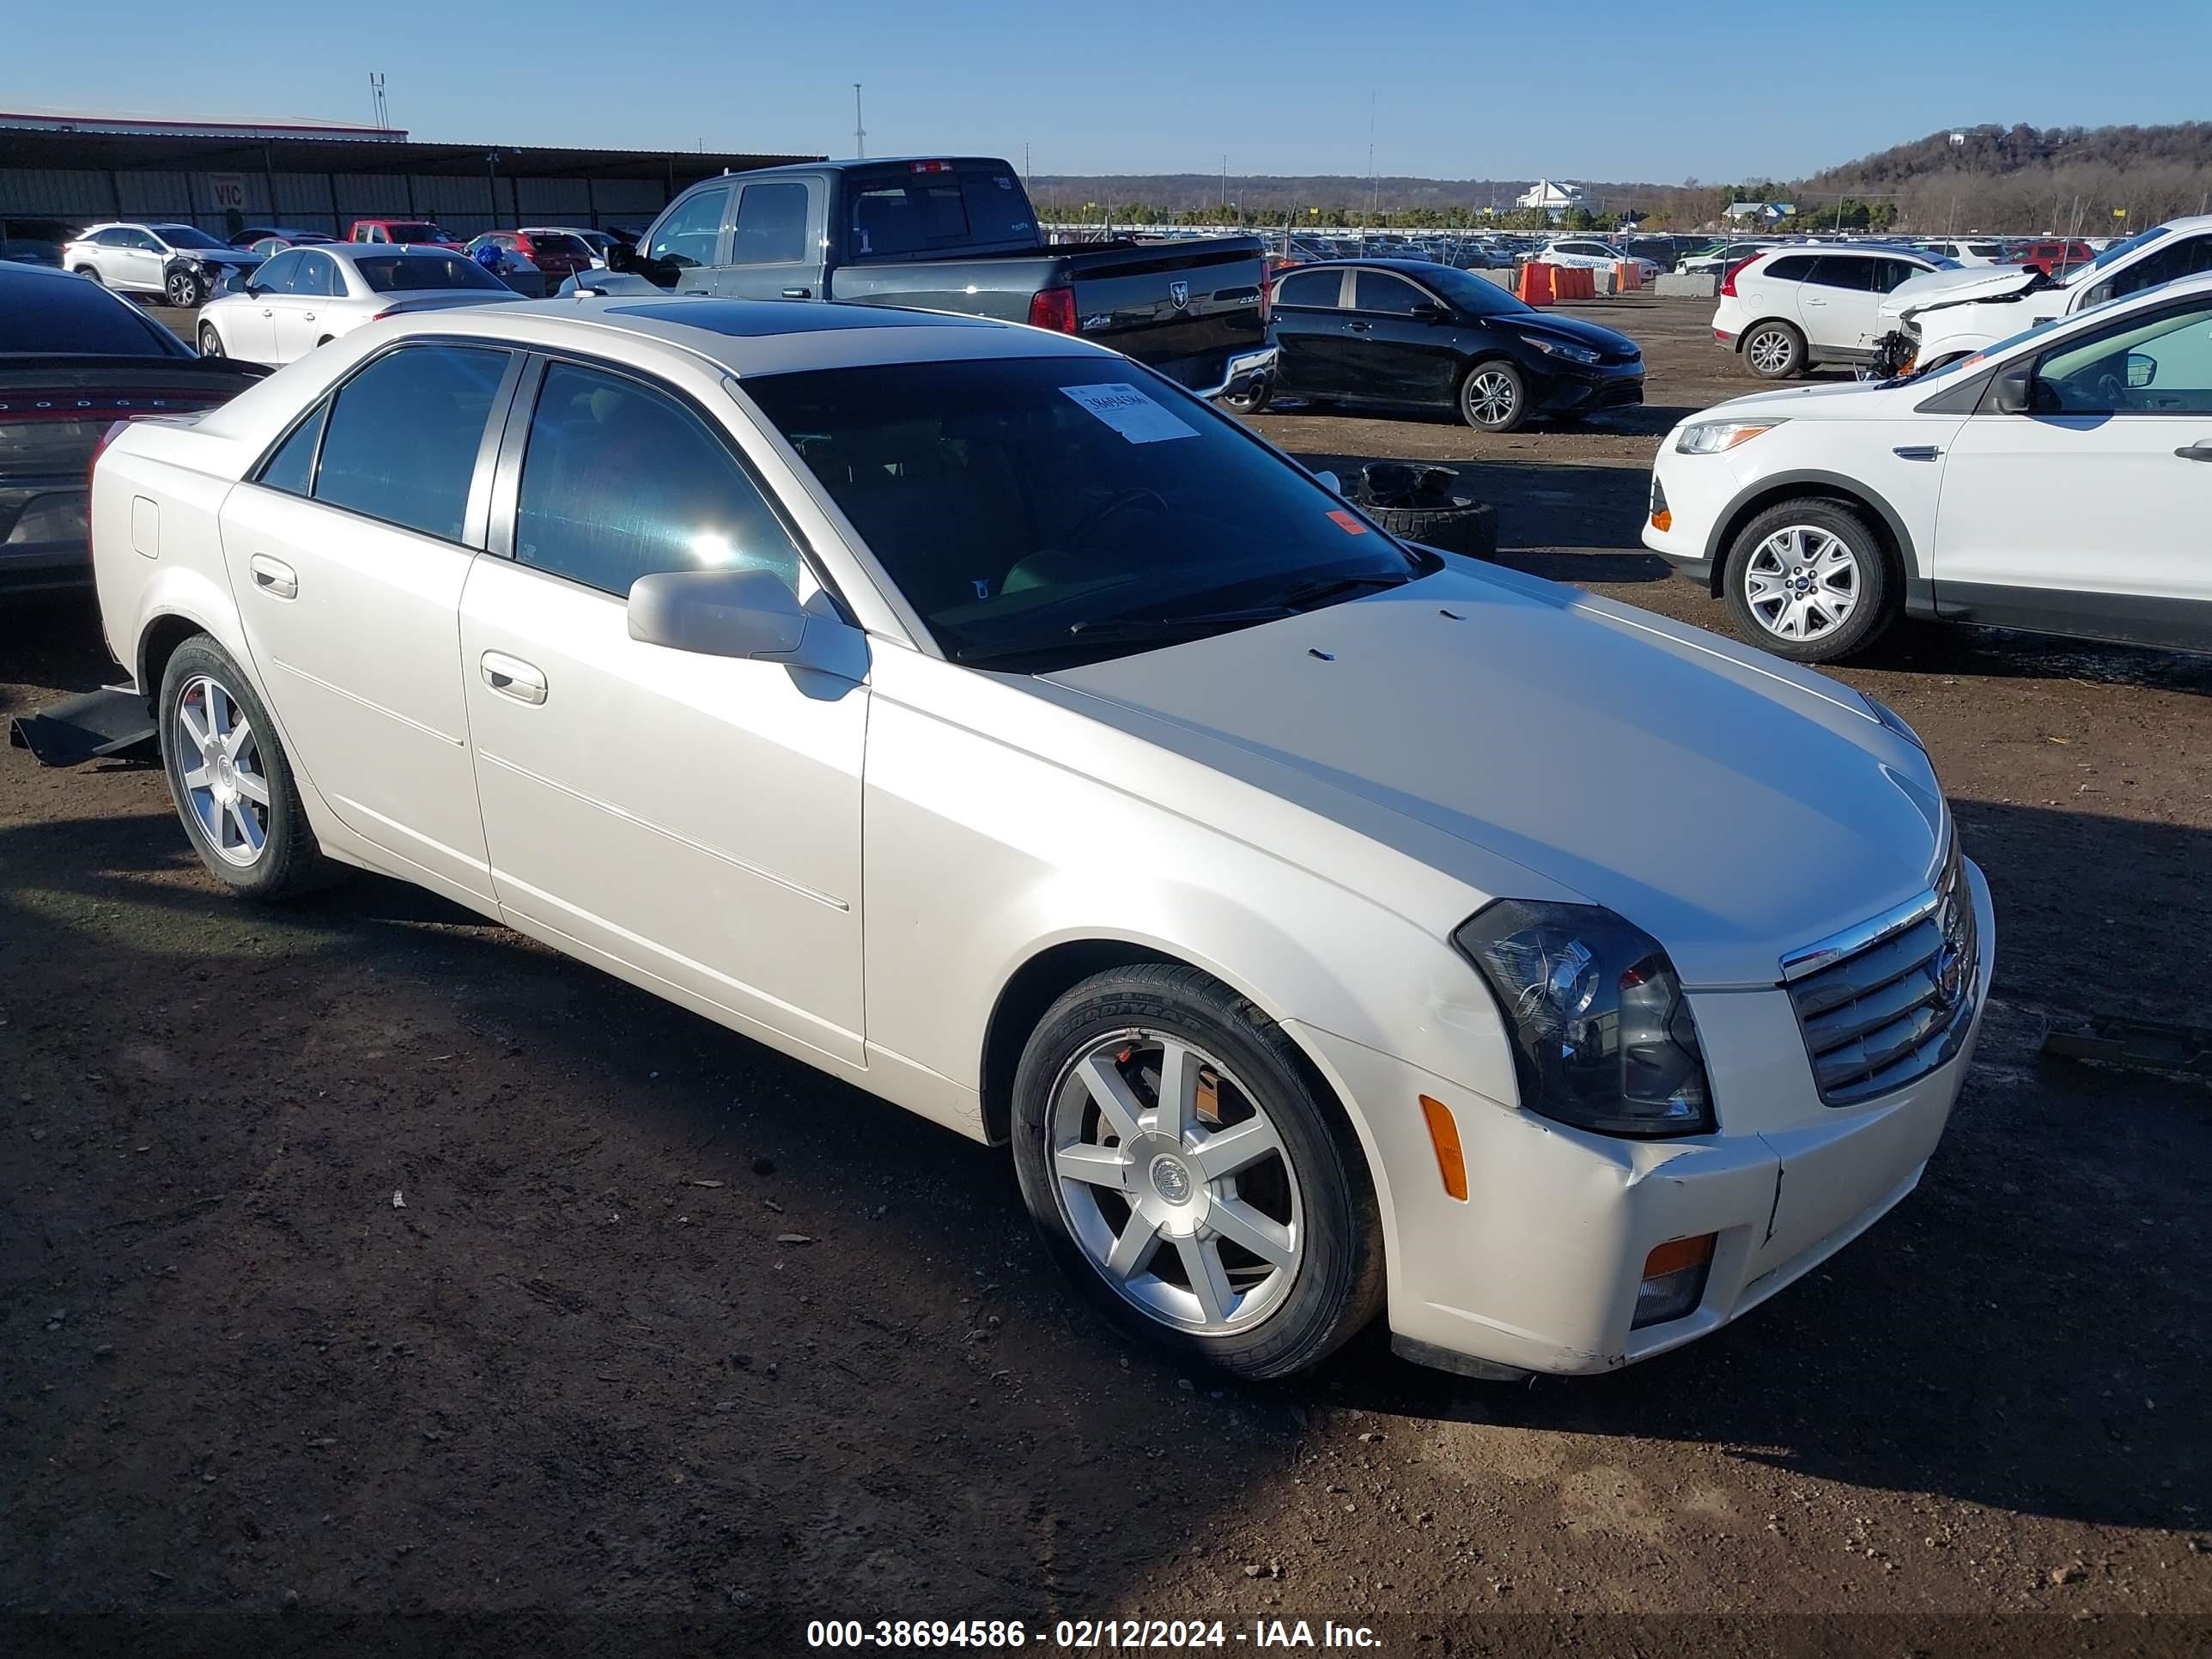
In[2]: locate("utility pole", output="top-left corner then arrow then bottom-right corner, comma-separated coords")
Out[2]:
1366,91 -> 1378,240
368,71 -> 388,131
1024,142 -> 1031,185
1222,154 -> 1228,216
852,84 -> 866,159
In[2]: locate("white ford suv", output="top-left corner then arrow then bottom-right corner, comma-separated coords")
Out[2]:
1713,246 -> 1954,379
1648,272 -> 2212,662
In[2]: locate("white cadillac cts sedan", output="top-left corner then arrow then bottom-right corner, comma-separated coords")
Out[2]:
89,297 -> 1994,1381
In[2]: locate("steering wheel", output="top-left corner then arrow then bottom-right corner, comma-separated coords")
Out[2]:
1068,486 -> 1170,546
2093,370 -> 2130,410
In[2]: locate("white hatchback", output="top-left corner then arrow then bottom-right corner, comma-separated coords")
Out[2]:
1713,246 -> 1953,379
89,297 -> 1991,1382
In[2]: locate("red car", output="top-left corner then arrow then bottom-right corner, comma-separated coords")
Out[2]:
487,227 -> 599,288
348,218 -> 463,250
2007,238 -> 2095,276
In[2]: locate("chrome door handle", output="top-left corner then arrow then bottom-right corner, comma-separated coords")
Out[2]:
2174,441 -> 2212,462
248,553 -> 298,599
1893,445 -> 1942,461
781,287 -> 811,298
1346,320 -> 1373,332
481,651 -> 547,704
260,308 -> 273,317
301,312 -> 315,321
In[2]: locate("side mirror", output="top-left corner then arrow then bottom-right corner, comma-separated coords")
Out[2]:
605,240 -> 636,272
2127,350 -> 2156,389
628,567 -> 863,678
1990,363 -> 2035,415
1409,301 -> 1449,323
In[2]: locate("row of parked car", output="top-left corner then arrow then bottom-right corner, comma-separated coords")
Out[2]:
33,218 -> 642,308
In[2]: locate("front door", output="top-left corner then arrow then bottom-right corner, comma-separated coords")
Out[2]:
459,356 -> 867,1062
1348,269 -> 1460,404
706,179 -> 824,301
1934,291 -> 2212,648
217,341 -> 517,902
228,248 -> 294,361
635,184 -> 729,295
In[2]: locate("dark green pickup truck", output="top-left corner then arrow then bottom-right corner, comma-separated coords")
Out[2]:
580,156 -> 1277,403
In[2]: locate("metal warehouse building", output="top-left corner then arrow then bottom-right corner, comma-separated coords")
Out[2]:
0,110 -> 820,242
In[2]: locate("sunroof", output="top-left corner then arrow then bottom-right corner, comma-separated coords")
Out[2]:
605,300 -> 1000,337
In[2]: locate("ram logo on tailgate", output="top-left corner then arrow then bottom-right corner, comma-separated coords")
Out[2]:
1169,281 -> 1189,309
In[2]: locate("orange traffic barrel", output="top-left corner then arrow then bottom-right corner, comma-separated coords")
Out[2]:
1516,261 -> 1555,305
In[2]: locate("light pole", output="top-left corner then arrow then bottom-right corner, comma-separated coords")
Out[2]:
852,84 -> 866,160
486,150 -> 501,232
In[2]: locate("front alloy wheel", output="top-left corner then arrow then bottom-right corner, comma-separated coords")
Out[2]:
1722,499 -> 1895,663
1460,361 -> 1527,432
1012,963 -> 1383,1379
198,323 -> 225,358
1048,1030 -> 1303,1334
166,270 -> 204,308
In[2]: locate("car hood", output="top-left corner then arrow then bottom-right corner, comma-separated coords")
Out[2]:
1042,562 -> 1945,988
1881,264 -> 2041,321
1510,313 -> 1640,356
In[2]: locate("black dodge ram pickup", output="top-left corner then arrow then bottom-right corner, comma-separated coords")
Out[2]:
579,156 -> 1277,402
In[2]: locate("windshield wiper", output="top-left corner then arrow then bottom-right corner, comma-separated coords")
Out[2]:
1278,571 -> 1414,609
951,606 -> 1289,665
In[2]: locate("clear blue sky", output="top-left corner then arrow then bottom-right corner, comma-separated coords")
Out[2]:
8,2 -> 2207,183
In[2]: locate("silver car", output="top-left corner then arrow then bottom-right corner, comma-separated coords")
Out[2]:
195,242 -> 515,367
62,222 -> 261,307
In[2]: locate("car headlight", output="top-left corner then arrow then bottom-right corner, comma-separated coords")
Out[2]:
1674,419 -> 1784,454
1521,334 -> 1601,365
1863,693 -> 1925,750
1454,900 -> 1715,1138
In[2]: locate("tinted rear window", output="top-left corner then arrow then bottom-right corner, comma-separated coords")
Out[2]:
844,164 -> 1035,257
354,254 -> 507,293
0,272 -> 187,356
313,345 -> 509,541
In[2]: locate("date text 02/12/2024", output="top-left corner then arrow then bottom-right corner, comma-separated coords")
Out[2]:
805,1619 -> 1382,1649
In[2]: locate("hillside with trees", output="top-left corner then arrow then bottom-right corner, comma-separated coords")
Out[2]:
1028,122 -> 2212,234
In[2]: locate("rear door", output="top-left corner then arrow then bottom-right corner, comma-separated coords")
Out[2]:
218,341 -> 519,903
1795,255 -> 1882,355
459,354 -> 867,1060
1268,266 -> 1349,396
706,178 -> 824,301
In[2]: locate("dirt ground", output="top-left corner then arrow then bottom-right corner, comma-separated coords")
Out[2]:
4,297 -> 2210,1657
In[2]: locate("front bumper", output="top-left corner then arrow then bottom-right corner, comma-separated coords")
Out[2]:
1292,858 -> 1995,1378
1531,356 -> 1644,414
1193,344 -> 1279,402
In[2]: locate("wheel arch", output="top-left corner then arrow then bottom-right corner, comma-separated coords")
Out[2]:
1735,315 -> 1803,356
1702,471 -> 1920,598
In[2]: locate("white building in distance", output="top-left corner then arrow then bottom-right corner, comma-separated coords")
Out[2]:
1515,179 -> 1587,219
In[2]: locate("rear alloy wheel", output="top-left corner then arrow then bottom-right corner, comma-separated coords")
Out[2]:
166,270 -> 205,308
75,265 -> 102,284
1723,499 -> 1895,663
1743,320 -> 1807,380
158,637 -> 333,898
198,324 -> 225,358
1012,963 -> 1382,1379
1459,361 -> 1528,432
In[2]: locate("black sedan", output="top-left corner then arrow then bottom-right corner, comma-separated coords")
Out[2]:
1236,258 -> 1643,432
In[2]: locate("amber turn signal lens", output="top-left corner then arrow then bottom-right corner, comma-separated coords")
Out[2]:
1417,1096 -> 1468,1202
1649,508 -> 1672,532
1641,1232 -> 1716,1279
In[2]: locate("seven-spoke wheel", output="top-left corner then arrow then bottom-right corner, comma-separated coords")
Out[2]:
157,635 -> 332,897
1013,963 -> 1383,1378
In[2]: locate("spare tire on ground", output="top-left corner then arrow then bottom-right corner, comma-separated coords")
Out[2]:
1346,463 -> 1498,559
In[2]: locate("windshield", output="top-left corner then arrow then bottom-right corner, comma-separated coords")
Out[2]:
741,356 -> 1425,665
354,253 -> 508,293
528,233 -> 593,258
1419,265 -> 1534,317
2075,225 -> 2171,278
384,222 -> 448,243
155,225 -> 229,251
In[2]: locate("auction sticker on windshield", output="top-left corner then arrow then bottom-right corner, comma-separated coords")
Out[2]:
1058,383 -> 1198,444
